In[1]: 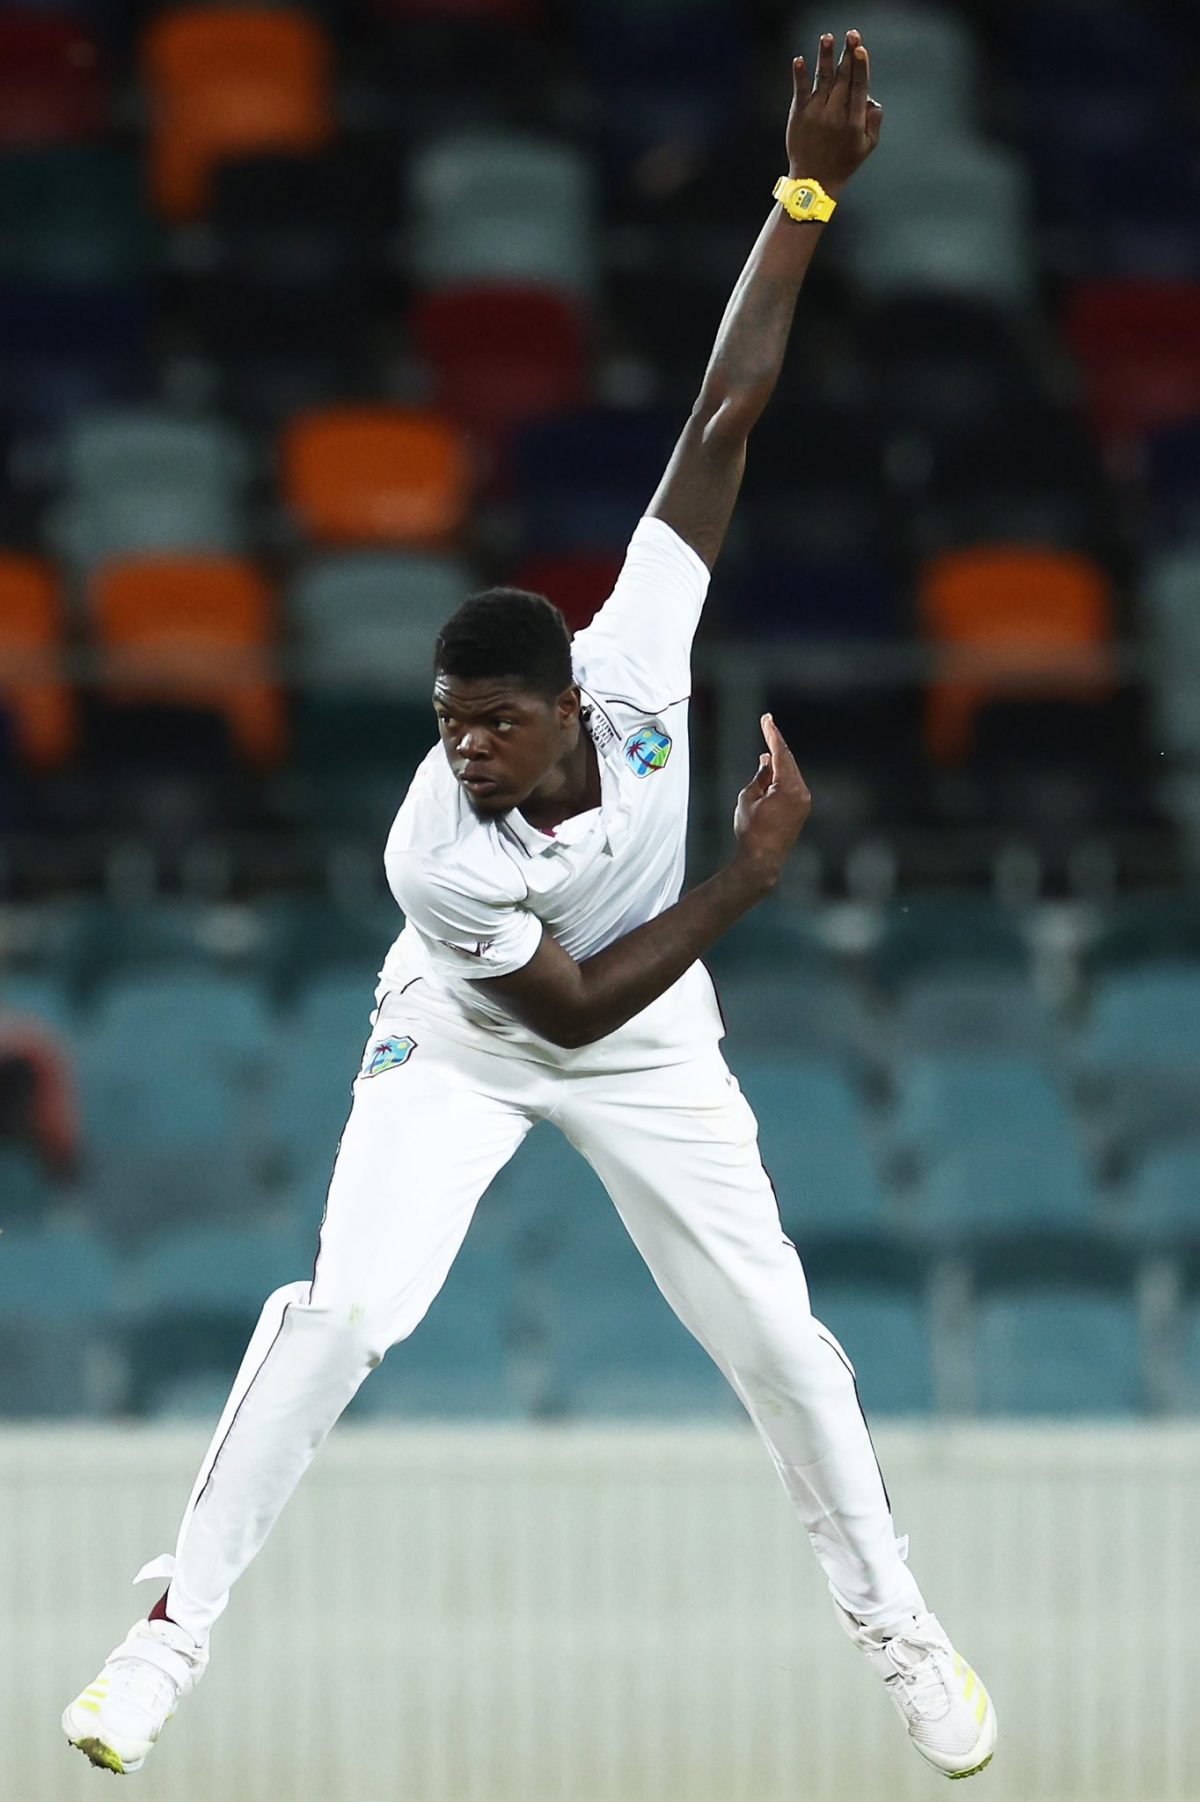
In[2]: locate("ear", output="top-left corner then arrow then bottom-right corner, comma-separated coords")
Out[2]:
557,684 -> 582,727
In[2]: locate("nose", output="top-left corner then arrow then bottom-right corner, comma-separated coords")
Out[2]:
456,727 -> 488,759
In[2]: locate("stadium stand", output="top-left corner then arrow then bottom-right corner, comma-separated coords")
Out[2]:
0,0 -> 1198,1422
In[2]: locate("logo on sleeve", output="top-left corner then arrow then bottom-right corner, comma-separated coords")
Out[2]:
360,1034 -> 417,1078
623,726 -> 672,778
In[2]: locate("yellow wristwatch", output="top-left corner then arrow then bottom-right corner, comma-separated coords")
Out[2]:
772,175 -> 837,223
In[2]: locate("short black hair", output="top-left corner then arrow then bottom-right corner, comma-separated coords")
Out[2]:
434,587 -> 572,700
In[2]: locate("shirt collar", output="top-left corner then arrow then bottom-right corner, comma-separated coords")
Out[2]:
498,700 -> 632,858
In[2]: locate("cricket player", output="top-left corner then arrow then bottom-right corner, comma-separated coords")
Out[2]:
65,32 -> 997,1781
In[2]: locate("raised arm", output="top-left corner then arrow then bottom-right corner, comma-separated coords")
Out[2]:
648,30 -> 882,569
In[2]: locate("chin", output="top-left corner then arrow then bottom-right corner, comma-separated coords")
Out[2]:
465,789 -> 514,817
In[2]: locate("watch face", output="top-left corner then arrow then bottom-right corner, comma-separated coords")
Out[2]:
795,186 -> 816,212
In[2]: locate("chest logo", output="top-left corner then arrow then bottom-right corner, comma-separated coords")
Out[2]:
360,1034 -> 417,1078
623,727 -> 672,778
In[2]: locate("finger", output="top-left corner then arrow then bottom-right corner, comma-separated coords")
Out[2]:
849,40 -> 870,129
792,54 -> 809,103
865,96 -> 883,148
760,712 -> 801,776
813,31 -> 836,97
833,28 -> 858,91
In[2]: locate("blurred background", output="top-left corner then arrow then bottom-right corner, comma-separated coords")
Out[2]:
1,0 -> 1200,1795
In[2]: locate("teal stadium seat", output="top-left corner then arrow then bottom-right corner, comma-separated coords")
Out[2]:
1125,1144 -> 1200,1243
288,551 -> 473,697
479,1120 -> 606,1258
893,972 -> 1054,1059
735,1055 -> 889,1236
814,1285 -> 934,1414
545,1176 -> 739,1419
0,147 -> 158,285
873,897 -> 1029,990
1079,964 -> 1200,1156
47,485 -> 246,573
62,407 -> 249,501
0,1144 -> 52,1226
0,1222 -> 121,1416
0,970 -> 74,1030
347,1236 -> 524,1420
897,1053 -> 1082,1164
976,1290 -> 1142,1415
411,129 -> 597,293
267,974 -> 372,1178
716,971 -> 873,1068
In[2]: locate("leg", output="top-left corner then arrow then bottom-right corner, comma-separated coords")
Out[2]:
155,1032 -> 533,1639
554,1050 -> 924,1628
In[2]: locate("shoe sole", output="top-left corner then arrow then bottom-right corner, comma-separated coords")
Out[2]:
66,1734 -> 144,1775
949,1749 -> 995,1780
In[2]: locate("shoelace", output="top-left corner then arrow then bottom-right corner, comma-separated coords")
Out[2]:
110,1657 -> 180,1719
883,1633 -> 952,1722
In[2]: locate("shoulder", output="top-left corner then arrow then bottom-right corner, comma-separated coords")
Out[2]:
570,516 -> 709,709
385,753 -> 529,909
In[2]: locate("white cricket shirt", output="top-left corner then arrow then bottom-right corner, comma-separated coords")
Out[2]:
377,516 -> 724,1069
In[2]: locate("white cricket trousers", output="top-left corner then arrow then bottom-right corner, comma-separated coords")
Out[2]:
145,999 -> 924,1639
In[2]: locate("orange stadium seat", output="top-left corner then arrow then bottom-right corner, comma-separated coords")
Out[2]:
280,406 -> 470,548
1065,280 -> 1200,446
410,284 -> 589,442
920,546 -> 1115,763
142,7 -> 334,221
91,555 -> 285,765
0,554 -> 75,767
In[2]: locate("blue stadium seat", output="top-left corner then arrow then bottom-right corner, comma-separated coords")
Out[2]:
0,1220 -> 119,1322
915,1142 -> 1097,1233
266,974 -> 373,1176
0,1144 -> 52,1225
62,408 -> 249,502
735,1055 -> 888,1235
873,898 -> 1029,989
348,1237 -> 524,1419
133,1221 -> 315,1314
480,1121 -> 605,1258
893,973 -> 1054,1060
1078,965 -> 1200,1154
897,1054 -> 1083,1165
717,972 -> 873,1067
543,1185 -> 739,1418
813,1284 -> 934,1414
1125,1145 -> 1200,1242
514,408 -> 676,554
976,1290 -> 1142,1415
0,972 -> 74,1030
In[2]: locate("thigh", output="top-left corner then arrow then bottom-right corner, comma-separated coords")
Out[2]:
309,1015 -> 533,1329
554,1051 -> 813,1350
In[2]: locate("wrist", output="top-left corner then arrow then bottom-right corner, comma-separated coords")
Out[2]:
787,167 -> 845,199
725,849 -> 782,903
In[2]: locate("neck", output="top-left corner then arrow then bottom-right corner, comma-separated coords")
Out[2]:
520,726 -> 601,832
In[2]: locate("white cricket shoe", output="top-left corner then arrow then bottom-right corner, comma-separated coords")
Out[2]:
836,1603 -> 997,1779
62,1617 -> 208,1774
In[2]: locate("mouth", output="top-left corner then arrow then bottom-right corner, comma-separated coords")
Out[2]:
458,771 -> 502,800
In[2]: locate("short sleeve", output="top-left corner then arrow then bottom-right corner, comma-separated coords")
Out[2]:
389,857 -> 543,981
571,516 -> 710,707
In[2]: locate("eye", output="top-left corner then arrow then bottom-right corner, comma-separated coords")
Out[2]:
493,718 -> 515,733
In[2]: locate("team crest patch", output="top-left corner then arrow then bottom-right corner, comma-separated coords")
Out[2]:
623,726 -> 672,777
360,1034 -> 417,1078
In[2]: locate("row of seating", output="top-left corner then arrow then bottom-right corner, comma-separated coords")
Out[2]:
0,1201 -> 1193,1420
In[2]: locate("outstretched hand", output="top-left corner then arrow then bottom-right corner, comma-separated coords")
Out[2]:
786,28 -> 883,195
732,713 -> 811,889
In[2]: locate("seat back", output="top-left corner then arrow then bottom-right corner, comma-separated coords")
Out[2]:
281,406 -> 470,548
0,553 -> 74,765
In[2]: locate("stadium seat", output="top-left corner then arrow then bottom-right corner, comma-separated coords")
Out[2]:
513,408 -> 678,554
0,1219 -> 119,1321
734,1055 -> 889,1237
348,1237 -> 525,1419
1085,897 -> 1200,976
0,971 -> 74,1031
892,972 -> 1054,1060
0,1144 -> 51,1226
410,129 -> 597,292
1064,280 -> 1200,444
481,1120 -> 607,1258
0,280 -> 152,430
704,904 -> 832,979
266,976 -> 371,1178
897,1052 -> 1084,1163
141,6 -> 335,220
0,146 -> 156,284
411,284 -> 590,440
1078,965 -> 1200,1156
872,897 -> 1030,989
255,897 -> 400,1002
287,550 -> 472,693
0,10 -> 108,145
209,147 -> 394,291
716,550 -> 900,641
545,1195 -> 738,1419
280,406 -> 470,548
914,1140 -> 1097,1234
0,553 -> 75,766
716,972 -> 874,1070
90,556 -> 285,766
1125,1144 -> 1200,1244
48,486 -> 246,573
918,546 -> 1115,762
1144,421 -> 1200,540
811,1283 -> 934,1414
510,551 -> 623,634
976,1289 -> 1142,1415
62,408 -> 249,503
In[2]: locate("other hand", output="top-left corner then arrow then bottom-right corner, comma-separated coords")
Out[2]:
786,29 -> 883,195
732,713 -> 811,890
